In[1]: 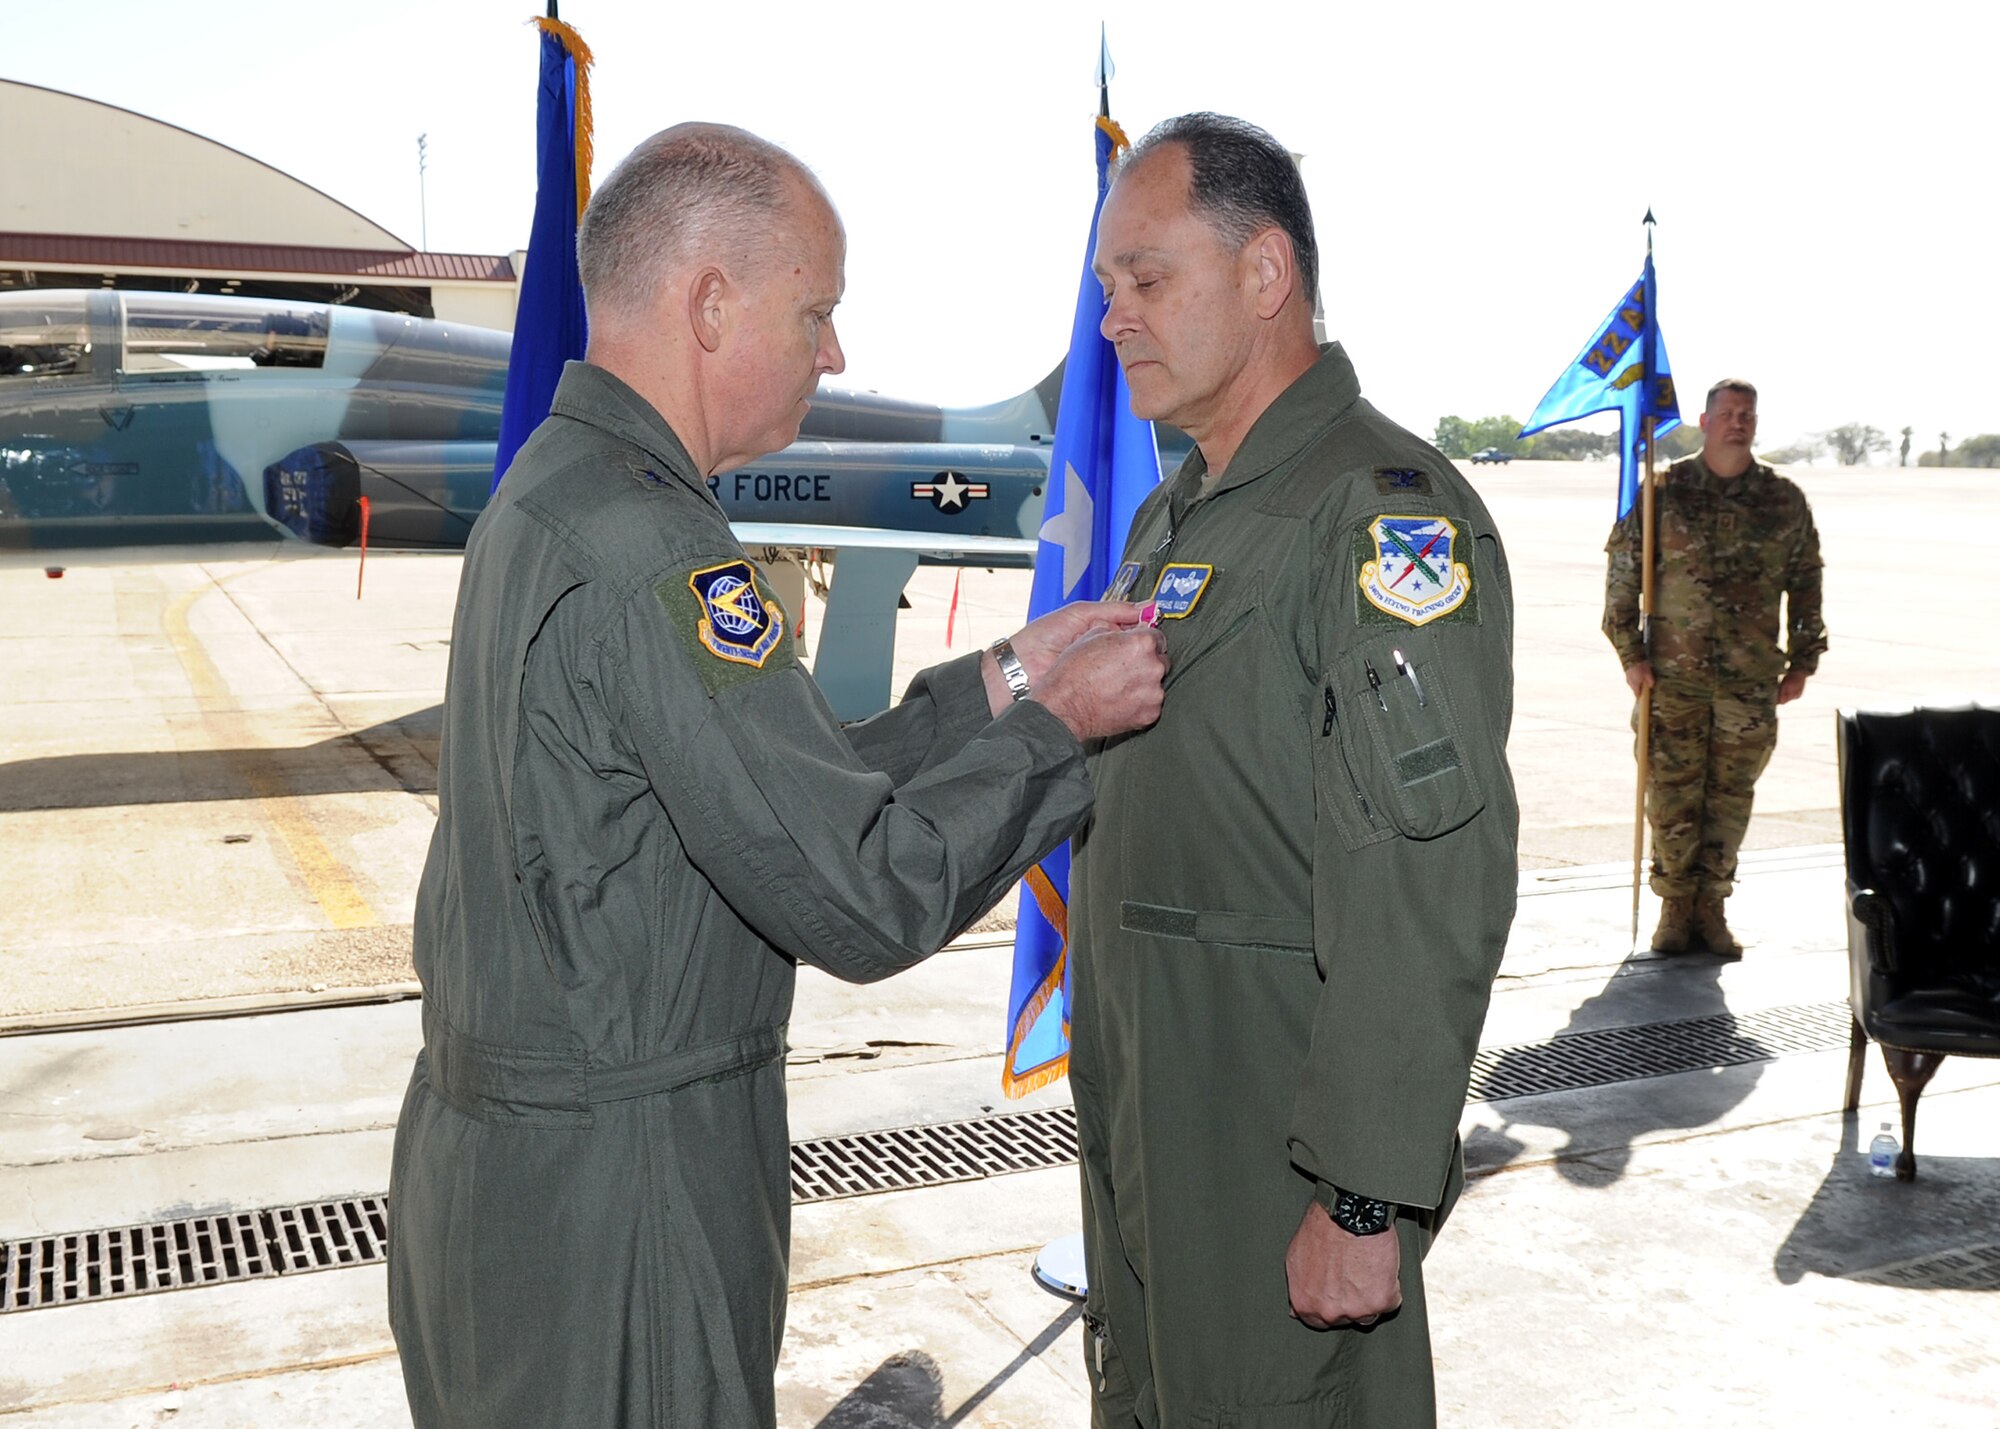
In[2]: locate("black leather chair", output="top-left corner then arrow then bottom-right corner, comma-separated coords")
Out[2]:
1838,705 -> 2000,1179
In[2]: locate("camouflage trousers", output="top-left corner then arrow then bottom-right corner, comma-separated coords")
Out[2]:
1633,682 -> 1778,900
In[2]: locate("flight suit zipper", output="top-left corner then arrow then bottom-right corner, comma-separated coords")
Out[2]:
1321,686 -> 1378,826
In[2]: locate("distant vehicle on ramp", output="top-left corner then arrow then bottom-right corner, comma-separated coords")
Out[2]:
1469,447 -> 1515,465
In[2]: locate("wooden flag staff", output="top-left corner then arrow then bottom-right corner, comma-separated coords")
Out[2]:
1631,415 -> 1656,944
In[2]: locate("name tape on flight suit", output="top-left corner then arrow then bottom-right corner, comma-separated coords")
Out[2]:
1355,514 -> 1475,627
1148,563 -> 1215,619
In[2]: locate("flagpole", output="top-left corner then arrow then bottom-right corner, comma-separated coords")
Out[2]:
1633,413 -> 1656,946
1631,210 -> 1660,947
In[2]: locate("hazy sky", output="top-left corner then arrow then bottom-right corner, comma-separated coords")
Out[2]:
9,1 -> 1992,457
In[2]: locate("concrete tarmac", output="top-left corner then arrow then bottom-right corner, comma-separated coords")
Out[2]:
3,461 -> 1998,1424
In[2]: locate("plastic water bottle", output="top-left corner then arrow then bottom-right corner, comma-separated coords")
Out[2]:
1869,1122 -> 1899,1178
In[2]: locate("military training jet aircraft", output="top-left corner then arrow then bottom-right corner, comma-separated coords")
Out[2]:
0,289 -> 1162,714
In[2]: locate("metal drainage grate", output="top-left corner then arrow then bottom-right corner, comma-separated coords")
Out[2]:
2,1001 -> 1862,1313
1848,1242 -> 2000,1291
1468,1000 -> 1852,1102
2,1196 -> 386,1314
790,1105 -> 1078,1203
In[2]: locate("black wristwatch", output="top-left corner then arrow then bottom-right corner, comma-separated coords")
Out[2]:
1315,1181 -> 1395,1237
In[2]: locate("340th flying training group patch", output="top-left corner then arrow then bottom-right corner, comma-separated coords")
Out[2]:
1355,514 -> 1475,626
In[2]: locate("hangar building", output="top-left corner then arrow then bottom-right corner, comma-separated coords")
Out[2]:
0,78 -> 519,329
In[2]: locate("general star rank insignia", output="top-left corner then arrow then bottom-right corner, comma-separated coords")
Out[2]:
1357,514 -> 1473,626
688,560 -> 786,667
1149,563 -> 1215,619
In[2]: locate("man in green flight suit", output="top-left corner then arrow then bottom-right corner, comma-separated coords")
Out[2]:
1071,113 -> 1519,1427
1604,379 -> 1827,957
387,123 -> 1169,1429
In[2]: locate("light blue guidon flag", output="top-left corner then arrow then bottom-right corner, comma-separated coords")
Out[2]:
1519,251 -> 1682,518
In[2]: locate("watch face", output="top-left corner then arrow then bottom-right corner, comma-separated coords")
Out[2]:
1335,1191 -> 1393,1236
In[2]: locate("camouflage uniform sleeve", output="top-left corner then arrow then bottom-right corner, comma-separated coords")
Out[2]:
1602,508 -> 1647,668
1782,494 -> 1828,675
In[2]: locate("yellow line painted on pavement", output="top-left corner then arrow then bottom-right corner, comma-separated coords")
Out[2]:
162,578 -> 377,930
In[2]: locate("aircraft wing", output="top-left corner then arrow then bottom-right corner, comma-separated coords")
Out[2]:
729,521 -> 1035,563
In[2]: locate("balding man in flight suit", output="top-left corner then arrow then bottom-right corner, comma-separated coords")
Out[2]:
387,123 -> 1168,1429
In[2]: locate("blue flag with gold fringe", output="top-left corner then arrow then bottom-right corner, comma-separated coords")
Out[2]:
494,9 -> 593,493
1519,252 -> 1680,517
1002,103 -> 1162,1099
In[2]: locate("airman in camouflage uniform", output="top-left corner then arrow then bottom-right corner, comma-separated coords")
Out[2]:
1604,379 -> 1826,956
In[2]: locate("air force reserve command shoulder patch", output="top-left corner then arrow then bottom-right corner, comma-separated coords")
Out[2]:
690,560 -> 785,665
657,559 -> 798,695
1356,514 -> 1475,626
1149,563 -> 1215,619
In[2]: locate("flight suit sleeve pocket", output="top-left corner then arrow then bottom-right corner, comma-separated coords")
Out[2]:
1314,682 -> 1397,853
1335,632 -> 1485,840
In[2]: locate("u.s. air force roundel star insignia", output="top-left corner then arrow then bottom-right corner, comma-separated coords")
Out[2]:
1149,563 -> 1214,619
689,560 -> 785,666
1356,514 -> 1473,626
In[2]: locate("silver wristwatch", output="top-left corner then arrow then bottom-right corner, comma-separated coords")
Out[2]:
990,637 -> 1032,702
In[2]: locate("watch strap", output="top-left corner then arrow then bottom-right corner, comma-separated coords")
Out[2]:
991,637 -> 1032,702
1314,1180 -> 1395,1236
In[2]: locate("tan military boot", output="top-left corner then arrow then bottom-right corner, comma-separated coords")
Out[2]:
1695,897 -> 1743,959
1651,897 -> 1695,954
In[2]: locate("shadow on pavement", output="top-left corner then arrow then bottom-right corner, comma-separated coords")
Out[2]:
1466,956 -> 1764,1187
813,1349 -> 944,1429
1774,1114 -> 2000,1286
0,705 -> 441,810
811,1301 -> 1083,1429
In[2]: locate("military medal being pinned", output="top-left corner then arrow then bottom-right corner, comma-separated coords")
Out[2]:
1357,514 -> 1472,625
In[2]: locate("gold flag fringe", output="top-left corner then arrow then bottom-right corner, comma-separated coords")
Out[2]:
533,15 -> 595,219
1001,864 -> 1072,1099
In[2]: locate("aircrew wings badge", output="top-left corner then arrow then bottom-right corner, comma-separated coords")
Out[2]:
1357,514 -> 1473,626
688,560 -> 786,667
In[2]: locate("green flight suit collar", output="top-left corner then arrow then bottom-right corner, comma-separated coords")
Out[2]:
1168,342 -> 1363,512
548,359 -> 711,503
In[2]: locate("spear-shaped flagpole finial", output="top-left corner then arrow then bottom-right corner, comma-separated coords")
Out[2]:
1097,23 -> 1114,118
1644,207 -> 1656,254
